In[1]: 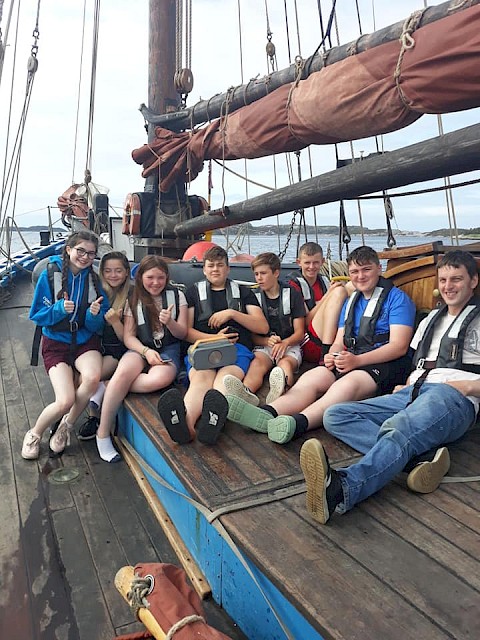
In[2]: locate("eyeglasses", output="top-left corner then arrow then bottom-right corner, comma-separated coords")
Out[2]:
74,247 -> 97,259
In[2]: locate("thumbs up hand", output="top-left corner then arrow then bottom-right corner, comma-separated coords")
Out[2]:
63,292 -> 75,314
89,296 -> 104,316
159,303 -> 174,325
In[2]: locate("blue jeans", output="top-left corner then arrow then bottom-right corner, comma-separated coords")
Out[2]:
323,383 -> 476,513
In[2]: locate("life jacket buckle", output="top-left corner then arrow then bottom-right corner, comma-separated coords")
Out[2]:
154,337 -> 163,349
69,321 -> 79,333
416,358 -> 425,369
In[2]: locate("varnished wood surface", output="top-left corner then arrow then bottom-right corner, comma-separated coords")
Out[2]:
0,279 -> 246,640
125,379 -> 480,639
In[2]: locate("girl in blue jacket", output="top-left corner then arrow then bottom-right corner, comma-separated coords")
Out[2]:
22,230 -> 110,460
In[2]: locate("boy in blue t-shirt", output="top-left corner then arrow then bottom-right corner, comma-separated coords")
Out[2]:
225,246 -> 416,445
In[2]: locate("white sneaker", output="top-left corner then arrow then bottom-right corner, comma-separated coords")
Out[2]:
22,430 -> 41,460
49,415 -> 72,455
223,374 -> 259,406
266,367 -> 286,404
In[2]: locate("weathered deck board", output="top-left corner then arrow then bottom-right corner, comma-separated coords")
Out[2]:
123,384 -> 480,640
0,283 -> 247,640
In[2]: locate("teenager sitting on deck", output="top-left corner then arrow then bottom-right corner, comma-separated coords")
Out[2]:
300,250 -> 480,524
288,241 -> 354,364
226,246 -> 416,445
158,245 -> 268,445
96,256 -> 188,462
224,252 -> 306,405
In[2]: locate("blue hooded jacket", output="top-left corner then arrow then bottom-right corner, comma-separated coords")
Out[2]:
29,255 -> 109,345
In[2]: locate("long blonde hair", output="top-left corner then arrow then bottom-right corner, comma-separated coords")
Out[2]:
99,251 -> 131,310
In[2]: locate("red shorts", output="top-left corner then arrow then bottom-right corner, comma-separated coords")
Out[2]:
41,334 -> 101,373
301,322 -> 324,364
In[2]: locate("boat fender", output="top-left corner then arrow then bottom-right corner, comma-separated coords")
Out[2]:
183,241 -> 218,261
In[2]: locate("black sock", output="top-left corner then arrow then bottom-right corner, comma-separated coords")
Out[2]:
260,404 -> 278,417
292,413 -> 309,438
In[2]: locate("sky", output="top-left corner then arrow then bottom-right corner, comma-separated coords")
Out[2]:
1,0 -> 479,234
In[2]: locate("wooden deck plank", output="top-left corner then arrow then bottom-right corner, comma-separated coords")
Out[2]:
223,499 -> 452,640
123,386 -> 480,639
0,294 -> 246,640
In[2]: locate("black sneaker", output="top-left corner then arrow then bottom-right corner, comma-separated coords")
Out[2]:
197,389 -> 228,445
78,416 -> 99,440
300,439 -> 343,524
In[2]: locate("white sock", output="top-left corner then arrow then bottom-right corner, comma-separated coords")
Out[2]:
96,435 -> 119,462
89,381 -> 106,410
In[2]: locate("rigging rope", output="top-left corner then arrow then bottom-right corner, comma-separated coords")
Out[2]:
85,0 -> 101,178
0,0 -> 41,236
71,0 -> 88,184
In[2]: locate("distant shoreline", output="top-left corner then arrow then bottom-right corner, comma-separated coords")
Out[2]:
5,225 -> 480,240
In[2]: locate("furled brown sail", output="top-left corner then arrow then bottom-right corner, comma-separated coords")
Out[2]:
132,5 -> 480,192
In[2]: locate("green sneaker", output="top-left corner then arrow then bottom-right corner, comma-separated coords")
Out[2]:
226,395 -> 271,433
267,415 -> 296,444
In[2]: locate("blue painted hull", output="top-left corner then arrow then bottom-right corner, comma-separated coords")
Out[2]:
118,405 -> 324,640
0,239 -> 65,289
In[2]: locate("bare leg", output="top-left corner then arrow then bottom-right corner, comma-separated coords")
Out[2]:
276,355 -> 297,387
311,285 -> 349,345
97,352 -> 144,438
67,350 -> 103,424
129,360 -> 177,393
269,366 -> 336,415
30,363 -> 76,438
214,364 -> 245,394
242,353 -> 271,392
302,370 -> 378,430
184,368 -> 216,432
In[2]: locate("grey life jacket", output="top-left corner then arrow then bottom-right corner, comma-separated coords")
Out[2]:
343,276 -> 393,355
254,285 -> 293,338
194,279 -> 242,323
136,286 -> 180,351
288,273 -> 329,311
412,297 -> 480,374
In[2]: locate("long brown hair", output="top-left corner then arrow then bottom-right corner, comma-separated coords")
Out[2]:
57,230 -> 101,300
99,251 -> 131,310
129,255 -> 170,331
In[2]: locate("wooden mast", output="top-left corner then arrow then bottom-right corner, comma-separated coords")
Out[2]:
135,0 -> 192,261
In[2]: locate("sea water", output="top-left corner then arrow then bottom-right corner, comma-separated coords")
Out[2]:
3,229 -> 468,264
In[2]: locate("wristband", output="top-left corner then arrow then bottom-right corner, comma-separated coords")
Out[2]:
141,346 -> 149,359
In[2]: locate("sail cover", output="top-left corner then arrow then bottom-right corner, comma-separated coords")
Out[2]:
132,5 -> 480,192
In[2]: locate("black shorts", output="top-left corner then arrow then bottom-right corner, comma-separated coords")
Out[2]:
335,354 -> 412,395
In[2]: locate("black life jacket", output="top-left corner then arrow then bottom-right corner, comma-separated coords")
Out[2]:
102,322 -> 122,351
288,273 -> 329,311
30,262 -> 97,366
412,297 -> 480,374
343,276 -> 393,354
135,286 -> 181,351
253,285 -> 293,338
193,279 -> 242,323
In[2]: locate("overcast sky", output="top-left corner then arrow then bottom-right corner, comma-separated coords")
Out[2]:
1,0 -> 479,233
